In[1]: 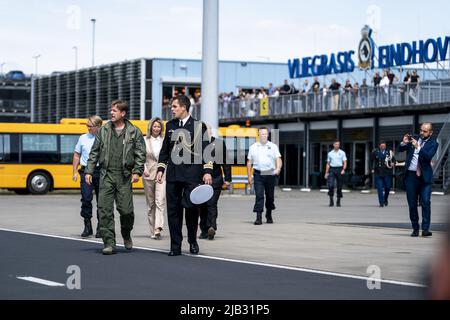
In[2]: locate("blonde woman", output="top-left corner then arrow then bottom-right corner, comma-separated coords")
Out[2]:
143,118 -> 166,239
72,115 -> 103,238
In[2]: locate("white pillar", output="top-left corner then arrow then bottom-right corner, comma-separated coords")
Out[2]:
201,0 -> 219,135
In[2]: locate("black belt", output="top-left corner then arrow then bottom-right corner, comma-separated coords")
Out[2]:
80,166 -> 99,171
330,166 -> 343,169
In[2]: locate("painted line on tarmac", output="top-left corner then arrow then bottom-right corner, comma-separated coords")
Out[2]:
0,227 -> 426,288
17,276 -> 65,287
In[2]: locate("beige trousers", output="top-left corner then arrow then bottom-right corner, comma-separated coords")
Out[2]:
143,179 -> 166,236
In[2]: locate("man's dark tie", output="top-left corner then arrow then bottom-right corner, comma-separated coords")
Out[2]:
416,140 -> 425,177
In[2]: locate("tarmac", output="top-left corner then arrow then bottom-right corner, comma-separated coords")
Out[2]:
0,188 -> 448,299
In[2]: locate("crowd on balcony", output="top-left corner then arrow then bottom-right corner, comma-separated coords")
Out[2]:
218,68 -> 422,117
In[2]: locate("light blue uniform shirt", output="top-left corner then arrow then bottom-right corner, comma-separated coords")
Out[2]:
327,149 -> 347,167
74,133 -> 96,166
247,141 -> 281,172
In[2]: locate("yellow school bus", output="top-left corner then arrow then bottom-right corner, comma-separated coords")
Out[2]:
0,120 -> 256,194
0,119 -> 149,194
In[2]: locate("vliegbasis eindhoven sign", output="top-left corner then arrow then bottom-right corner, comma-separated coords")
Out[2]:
288,25 -> 450,78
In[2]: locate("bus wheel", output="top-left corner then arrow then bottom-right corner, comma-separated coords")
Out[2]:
27,172 -> 51,195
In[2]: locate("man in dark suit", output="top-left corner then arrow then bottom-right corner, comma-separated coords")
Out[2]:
156,95 -> 213,256
398,122 -> 438,237
199,127 -> 232,240
370,141 -> 396,207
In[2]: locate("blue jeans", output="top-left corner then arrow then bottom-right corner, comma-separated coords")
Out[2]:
79,168 -> 100,220
327,167 -> 343,198
405,172 -> 432,231
375,175 -> 392,205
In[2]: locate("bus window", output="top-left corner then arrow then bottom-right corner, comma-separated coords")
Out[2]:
224,137 -> 236,165
0,134 -> 10,162
237,137 -> 255,165
22,134 -> 58,163
60,135 -> 81,164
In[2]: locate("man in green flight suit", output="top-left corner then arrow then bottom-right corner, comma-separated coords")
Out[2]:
85,100 -> 146,255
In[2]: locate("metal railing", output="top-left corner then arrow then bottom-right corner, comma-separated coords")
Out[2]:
219,84 -> 450,119
432,112 -> 450,192
161,83 -> 450,121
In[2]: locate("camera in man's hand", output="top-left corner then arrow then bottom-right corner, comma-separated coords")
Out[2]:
403,133 -> 415,144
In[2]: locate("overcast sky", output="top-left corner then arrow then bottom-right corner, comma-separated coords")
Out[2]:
1,0 -> 449,74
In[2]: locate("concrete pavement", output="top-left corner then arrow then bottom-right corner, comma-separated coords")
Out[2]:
0,189 -> 448,286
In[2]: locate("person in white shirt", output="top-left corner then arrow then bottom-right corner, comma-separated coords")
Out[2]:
143,118 -> 166,239
72,115 -> 103,238
324,140 -> 348,207
247,127 -> 282,225
380,71 -> 390,105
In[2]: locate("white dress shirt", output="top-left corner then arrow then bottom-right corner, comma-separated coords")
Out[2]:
408,138 -> 427,172
179,115 -> 190,127
150,135 -> 163,160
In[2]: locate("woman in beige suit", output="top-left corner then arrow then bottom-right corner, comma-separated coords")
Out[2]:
143,118 -> 166,239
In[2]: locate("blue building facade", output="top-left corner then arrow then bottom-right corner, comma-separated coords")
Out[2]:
151,58 -> 288,118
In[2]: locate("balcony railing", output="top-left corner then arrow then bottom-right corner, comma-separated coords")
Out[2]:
220,84 -> 450,119
161,83 -> 450,121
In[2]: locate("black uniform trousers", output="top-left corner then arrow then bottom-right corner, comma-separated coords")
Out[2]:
199,188 -> 222,233
166,181 -> 199,252
79,167 -> 100,220
253,170 -> 277,213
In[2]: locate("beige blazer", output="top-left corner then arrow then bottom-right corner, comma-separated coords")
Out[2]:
143,136 -> 164,181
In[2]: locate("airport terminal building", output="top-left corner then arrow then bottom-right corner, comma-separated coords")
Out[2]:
31,58 -> 287,123
30,27 -> 450,191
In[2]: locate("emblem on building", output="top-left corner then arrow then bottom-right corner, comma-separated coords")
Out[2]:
358,25 -> 375,70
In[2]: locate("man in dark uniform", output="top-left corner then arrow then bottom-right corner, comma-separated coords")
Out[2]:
370,141 -> 396,207
199,126 -> 232,240
156,95 -> 213,256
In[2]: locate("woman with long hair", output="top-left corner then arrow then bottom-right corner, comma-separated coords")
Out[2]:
143,118 -> 166,239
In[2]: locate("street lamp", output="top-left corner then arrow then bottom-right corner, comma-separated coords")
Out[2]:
91,18 -> 96,67
72,46 -> 78,71
33,54 -> 41,76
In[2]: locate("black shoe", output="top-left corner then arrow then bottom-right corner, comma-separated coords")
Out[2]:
411,230 -> 420,237
81,219 -> 93,238
266,211 -> 273,224
254,212 -> 262,225
199,232 -> 208,239
384,200 -> 388,207
422,231 -> 433,237
329,197 -> 334,207
207,227 -> 216,240
379,204 -> 384,208
189,243 -> 199,255
336,199 -> 341,207
168,250 -> 181,256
